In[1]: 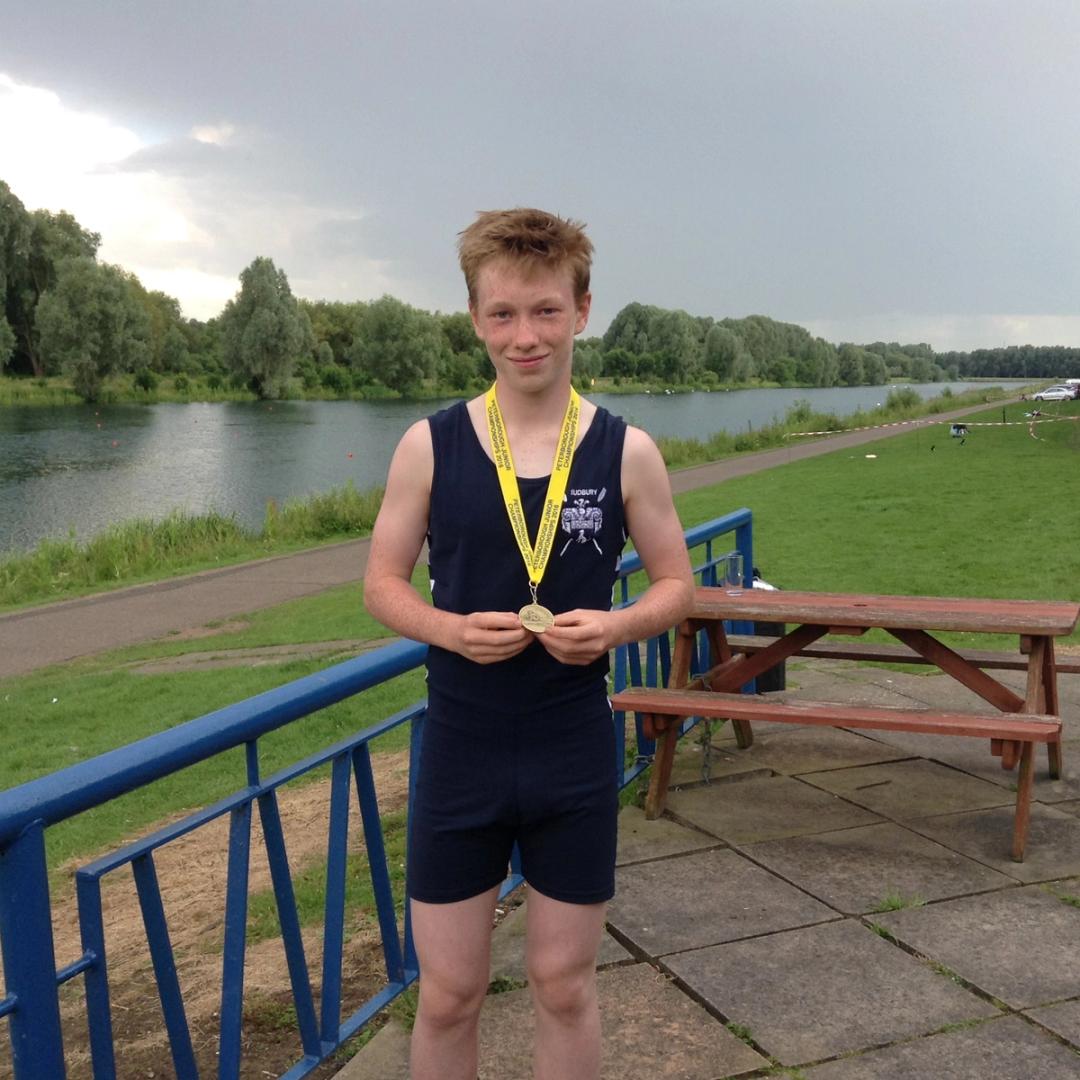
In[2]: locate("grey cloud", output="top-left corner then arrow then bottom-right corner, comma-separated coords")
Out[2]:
3,0 -> 1080,345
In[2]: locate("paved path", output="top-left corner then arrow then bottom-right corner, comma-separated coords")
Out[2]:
0,398 -> 1011,679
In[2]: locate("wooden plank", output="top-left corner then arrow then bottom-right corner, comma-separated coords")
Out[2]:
610,688 -> 1061,742
704,624 -> 753,747
1044,644 -> 1063,780
1013,741 -> 1036,862
1001,741 -> 1020,770
722,634 -> 1080,675
644,628 -> 695,819
706,623 -> 832,691
690,588 -> 1080,637
1024,636 -> 1048,715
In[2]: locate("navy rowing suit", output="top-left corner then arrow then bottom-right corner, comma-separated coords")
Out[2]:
408,399 -> 628,905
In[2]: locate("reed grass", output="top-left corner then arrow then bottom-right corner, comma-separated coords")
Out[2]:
264,480 -> 384,542
0,481 -> 387,609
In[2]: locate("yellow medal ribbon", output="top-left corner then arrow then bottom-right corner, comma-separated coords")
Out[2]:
485,383 -> 580,632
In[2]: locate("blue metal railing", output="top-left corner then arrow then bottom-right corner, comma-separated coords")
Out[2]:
0,508 -> 751,1078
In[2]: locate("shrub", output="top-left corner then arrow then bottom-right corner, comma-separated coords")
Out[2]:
320,365 -> 351,395
134,368 -> 158,392
885,386 -> 921,411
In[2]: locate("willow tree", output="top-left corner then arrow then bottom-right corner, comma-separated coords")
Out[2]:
219,256 -> 311,398
36,258 -> 150,400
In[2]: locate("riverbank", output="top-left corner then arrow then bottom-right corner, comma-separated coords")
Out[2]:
0,385 -> 1013,610
2,389 -> 1062,678
0,371 -> 1016,407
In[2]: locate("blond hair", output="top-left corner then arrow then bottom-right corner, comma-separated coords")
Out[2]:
457,208 -> 593,304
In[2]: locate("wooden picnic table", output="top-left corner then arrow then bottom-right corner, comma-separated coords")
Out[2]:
612,588 -> 1079,860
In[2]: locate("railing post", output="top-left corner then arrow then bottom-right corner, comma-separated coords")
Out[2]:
0,819 -> 66,1078
735,516 -> 754,589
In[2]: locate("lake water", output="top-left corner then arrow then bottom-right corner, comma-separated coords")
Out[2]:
0,381 -> 1024,553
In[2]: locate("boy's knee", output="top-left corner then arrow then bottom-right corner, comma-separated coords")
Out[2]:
527,959 -> 595,1022
417,972 -> 488,1031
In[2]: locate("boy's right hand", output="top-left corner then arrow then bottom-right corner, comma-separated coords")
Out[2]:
456,611 -> 533,664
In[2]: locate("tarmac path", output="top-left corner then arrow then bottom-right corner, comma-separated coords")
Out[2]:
0,398 -> 1013,679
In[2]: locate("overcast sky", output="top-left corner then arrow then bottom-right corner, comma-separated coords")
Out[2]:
2,1 -> 1078,351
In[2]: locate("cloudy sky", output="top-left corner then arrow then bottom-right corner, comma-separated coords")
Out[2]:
2,1 -> 1078,351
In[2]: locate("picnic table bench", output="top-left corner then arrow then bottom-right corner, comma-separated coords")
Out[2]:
611,589 -> 1080,861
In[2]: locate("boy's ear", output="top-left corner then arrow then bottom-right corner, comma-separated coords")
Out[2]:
574,292 -> 592,335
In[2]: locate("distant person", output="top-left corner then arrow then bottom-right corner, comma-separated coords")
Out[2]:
364,208 -> 693,1080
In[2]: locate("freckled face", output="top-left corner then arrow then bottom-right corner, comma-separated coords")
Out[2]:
469,260 -> 590,395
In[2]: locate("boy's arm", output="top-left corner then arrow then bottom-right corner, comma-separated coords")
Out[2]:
537,426 -> 694,666
364,420 -> 532,665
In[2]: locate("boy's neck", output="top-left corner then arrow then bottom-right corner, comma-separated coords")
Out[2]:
492,376 -> 575,432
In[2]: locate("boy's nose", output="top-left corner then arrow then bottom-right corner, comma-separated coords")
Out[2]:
513,318 -> 540,348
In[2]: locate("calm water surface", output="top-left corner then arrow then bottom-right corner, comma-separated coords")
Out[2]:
0,382 -> 1023,553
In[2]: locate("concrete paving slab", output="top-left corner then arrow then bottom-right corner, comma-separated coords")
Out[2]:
1050,671 -> 1080,710
802,759 -> 1013,819
841,728 -> 1080,801
681,725 -> 910,781
875,886 -> 1080,1009
1044,876 -> 1080,908
488,900 -> 631,985
783,666 -> 922,709
666,774 -> 882,843
616,805 -> 720,866
1031,760 -> 1080,805
666,737 -> 773,788
908,803 -> 1080,883
1056,799 -> 1080,817
608,847 -> 836,957
664,919 -> 998,1066
476,964 -> 768,1079
740,821 -> 1016,914
1026,999 -> 1080,1048
803,1015 -> 1080,1079
856,668 -> 1028,710
337,1017 -> 410,1080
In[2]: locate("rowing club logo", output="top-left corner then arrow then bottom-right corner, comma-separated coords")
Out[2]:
560,487 -> 605,555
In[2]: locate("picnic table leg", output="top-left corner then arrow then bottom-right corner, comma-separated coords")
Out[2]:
706,621 -> 754,748
644,715 -> 681,819
1042,643 -> 1063,780
643,623 -> 696,819
1012,740 -> 1036,862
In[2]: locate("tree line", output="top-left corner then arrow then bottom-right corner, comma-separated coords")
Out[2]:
3,178 -> 1066,404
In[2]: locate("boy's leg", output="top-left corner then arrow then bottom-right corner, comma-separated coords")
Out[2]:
525,887 -> 607,1080
409,885 -> 500,1080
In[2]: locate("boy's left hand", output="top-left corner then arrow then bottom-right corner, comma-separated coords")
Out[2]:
532,609 -> 618,666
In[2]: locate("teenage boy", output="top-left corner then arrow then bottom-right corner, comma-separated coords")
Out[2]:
364,208 -> 694,1080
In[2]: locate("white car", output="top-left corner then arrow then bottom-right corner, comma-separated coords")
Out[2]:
1032,386 -> 1074,401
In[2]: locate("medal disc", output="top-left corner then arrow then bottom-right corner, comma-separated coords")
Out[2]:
519,603 -> 555,633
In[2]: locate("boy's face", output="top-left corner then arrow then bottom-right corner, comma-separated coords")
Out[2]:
469,258 -> 590,397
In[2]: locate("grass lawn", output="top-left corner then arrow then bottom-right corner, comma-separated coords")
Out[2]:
2,398 -> 1077,868
676,398 -> 1080,647
1,578 -> 416,869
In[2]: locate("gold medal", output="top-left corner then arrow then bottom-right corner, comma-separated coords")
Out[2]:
519,603 -> 555,633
